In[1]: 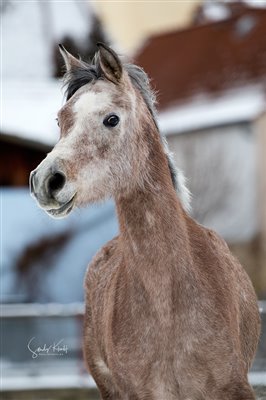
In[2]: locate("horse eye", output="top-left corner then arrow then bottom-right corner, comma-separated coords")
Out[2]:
55,118 -> 60,127
103,114 -> 119,128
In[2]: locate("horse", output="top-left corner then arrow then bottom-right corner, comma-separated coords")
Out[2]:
30,43 -> 260,399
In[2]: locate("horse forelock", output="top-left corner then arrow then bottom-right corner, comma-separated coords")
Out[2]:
64,65 -> 101,101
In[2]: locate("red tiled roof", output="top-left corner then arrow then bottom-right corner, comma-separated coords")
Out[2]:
134,7 -> 266,110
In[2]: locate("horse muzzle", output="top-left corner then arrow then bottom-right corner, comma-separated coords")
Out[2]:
30,166 -> 76,218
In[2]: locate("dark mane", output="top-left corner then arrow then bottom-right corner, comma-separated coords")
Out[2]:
63,55 -> 178,191
124,63 -> 158,123
64,63 -> 101,101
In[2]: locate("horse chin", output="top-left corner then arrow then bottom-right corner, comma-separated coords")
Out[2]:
45,196 -> 76,219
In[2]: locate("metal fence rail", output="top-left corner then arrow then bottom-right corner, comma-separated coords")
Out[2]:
1,301 -> 266,392
1,301 -> 266,318
1,302 -> 85,318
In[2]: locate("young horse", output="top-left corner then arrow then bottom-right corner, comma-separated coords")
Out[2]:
30,43 -> 260,399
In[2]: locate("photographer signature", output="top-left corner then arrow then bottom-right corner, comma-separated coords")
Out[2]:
27,337 -> 68,359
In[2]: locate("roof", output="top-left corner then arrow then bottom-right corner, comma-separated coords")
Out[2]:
158,85 -> 266,135
134,5 -> 266,111
3,4 -> 266,146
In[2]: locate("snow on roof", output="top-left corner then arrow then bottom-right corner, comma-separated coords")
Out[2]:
158,85 -> 266,135
2,79 -> 62,146
200,3 -> 231,22
244,0 -> 266,8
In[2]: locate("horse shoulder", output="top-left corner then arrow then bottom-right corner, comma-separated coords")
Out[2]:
84,235 -> 120,293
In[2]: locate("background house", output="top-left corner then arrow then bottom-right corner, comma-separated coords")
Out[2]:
135,2 -> 266,298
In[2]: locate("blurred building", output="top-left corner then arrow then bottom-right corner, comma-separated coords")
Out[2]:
94,0 -> 201,52
2,0 -> 266,299
135,2 -> 266,297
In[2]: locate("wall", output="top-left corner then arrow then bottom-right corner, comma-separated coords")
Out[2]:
167,122 -> 257,242
0,139 -> 48,186
254,112 -> 266,251
93,1 -> 201,53
167,122 -> 266,297
254,111 -> 266,297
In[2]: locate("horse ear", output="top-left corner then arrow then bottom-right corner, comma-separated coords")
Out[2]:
59,44 -> 83,72
97,42 -> 123,84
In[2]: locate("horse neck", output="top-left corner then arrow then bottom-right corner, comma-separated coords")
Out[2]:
115,126 -> 189,267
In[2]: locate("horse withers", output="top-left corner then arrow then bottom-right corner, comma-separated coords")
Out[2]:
30,43 -> 260,400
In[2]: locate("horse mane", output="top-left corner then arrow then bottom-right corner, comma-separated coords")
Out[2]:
63,55 -> 191,212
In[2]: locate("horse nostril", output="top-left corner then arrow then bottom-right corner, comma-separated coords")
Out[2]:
29,171 -> 35,193
30,170 -> 37,194
47,172 -> 66,195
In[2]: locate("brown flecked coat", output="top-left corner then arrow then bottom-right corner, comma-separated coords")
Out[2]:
84,129 -> 260,400
30,44 -> 261,400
